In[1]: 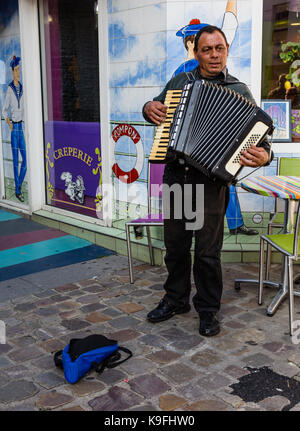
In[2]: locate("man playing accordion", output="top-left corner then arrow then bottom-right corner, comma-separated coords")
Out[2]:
142,25 -> 272,337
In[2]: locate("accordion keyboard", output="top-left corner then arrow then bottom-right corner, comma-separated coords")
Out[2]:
149,89 -> 182,163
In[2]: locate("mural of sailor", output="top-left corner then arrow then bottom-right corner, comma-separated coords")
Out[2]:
2,56 -> 27,202
173,1 -> 258,236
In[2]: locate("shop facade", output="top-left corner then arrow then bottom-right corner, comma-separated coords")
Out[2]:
0,0 -> 299,263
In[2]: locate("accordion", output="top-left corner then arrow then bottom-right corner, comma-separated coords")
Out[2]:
149,80 -> 274,184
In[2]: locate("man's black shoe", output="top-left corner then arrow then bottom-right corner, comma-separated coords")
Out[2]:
15,192 -> 24,203
230,224 -> 258,235
147,298 -> 191,323
199,311 -> 220,337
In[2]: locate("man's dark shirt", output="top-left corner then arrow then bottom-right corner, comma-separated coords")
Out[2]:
143,66 -> 273,162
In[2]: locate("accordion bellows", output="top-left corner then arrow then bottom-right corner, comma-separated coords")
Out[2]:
149,80 -> 274,185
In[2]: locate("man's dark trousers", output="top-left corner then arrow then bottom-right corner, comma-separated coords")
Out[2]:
162,161 -> 229,313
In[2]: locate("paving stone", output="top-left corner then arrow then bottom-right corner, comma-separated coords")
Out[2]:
185,399 -> 230,411
82,285 -> 106,293
108,329 -> 141,343
5,365 -> 32,379
242,353 -> 274,368
60,319 -> 91,331
258,395 -> 290,411
232,328 -> 266,344
0,380 -> 39,403
59,310 -> 81,319
191,349 -> 222,368
116,303 -> 145,314
128,373 -> 170,397
197,373 -> 232,391
0,343 -> 13,355
55,284 -> 79,293
108,315 -> 140,329
80,303 -> 107,313
120,358 -> 154,375
34,298 -> 56,307
129,404 -> 158,411
146,349 -> 182,364
101,307 -> 123,318
11,336 -> 36,347
139,334 -> 166,349
224,320 -> 246,329
35,307 -> 60,317
159,394 -> 188,411
89,386 -> 143,411
170,334 -> 204,351
70,380 -> 105,397
262,342 -> 286,353
159,363 -> 195,384
129,289 -> 152,297
14,302 -> 37,312
290,402 -> 300,411
57,301 -> 80,311
178,382 -> 209,401
85,311 -> 111,323
97,368 -> 127,385
288,352 -> 300,367
34,371 -> 65,389
50,294 -> 70,303
134,279 -> 155,288
8,345 -> 44,363
36,391 -> 74,410
224,365 -> 250,379
0,371 -> 10,387
158,327 -> 189,342
38,339 -> 65,353
32,355 -> 58,371
76,295 -> 102,304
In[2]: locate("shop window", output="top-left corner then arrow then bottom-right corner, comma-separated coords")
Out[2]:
262,0 -> 300,142
39,0 -> 103,219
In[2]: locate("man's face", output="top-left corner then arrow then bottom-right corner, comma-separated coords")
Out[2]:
12,64 -> 20,82
194,31 -> 229,78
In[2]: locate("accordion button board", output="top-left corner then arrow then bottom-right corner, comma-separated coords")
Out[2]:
149,89 -> 182,163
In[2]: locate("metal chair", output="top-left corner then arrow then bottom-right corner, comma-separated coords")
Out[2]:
265,157 -> 300,280
126,162 -> 165,283
258,200 -> 300,336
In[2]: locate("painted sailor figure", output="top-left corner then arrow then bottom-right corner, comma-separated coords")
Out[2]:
2,56 -> 27,202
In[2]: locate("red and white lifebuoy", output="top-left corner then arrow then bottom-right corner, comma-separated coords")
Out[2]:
111,123 -> 144,184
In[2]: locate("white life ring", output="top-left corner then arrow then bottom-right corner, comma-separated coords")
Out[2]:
111,124 -> 144,184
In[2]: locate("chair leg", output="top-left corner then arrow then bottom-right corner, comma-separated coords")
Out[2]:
265,225 -> 272,280
146,226 -> 154,266
126,224 -> 134,284
258,237 -> 265,305
287,257 -> 295,336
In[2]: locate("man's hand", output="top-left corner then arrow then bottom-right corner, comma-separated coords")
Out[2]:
144,101 -> 167,125
6,118 -> 13,132
239,144 -> 269,167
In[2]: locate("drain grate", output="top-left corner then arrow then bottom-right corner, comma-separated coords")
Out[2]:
230,366 -> 300,411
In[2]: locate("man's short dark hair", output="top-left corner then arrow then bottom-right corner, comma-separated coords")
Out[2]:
194,25 -> 228,52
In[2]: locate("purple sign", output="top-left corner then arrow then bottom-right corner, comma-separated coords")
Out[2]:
44,121 -> 102,219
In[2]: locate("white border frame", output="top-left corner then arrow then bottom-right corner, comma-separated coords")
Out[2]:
37,0 -> 112,227
18,0 -> 45,214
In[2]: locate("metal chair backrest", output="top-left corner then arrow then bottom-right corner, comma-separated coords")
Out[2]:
147,162 -> 165,213
273,157 -> 300,214
278,157 -> 300,175
292,201 -> 300,259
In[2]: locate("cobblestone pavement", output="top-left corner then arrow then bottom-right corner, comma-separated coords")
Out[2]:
0,255 -> 300,412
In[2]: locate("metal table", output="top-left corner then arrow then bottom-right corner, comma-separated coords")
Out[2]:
235,175 -> 300,316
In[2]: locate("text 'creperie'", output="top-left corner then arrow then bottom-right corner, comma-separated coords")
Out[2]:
53,147 -> 93,166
